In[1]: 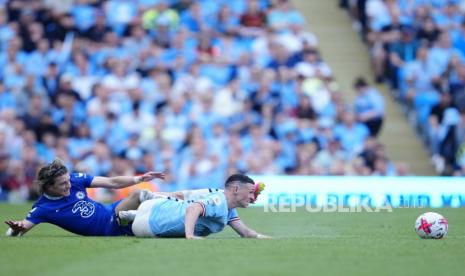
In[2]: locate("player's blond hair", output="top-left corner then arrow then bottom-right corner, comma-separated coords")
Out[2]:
34,159 -> 68,194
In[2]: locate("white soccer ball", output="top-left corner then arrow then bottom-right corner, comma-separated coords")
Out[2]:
415,212 -> 448,239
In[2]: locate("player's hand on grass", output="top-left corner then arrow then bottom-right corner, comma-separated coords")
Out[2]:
256,234 -> 272,239
186,235 -> 204,240
4,220 -> 27,236
136,172 -> 166,183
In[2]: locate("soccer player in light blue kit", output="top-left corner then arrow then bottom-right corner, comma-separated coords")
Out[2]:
5,159 -> 165,237
131,174 -> 270,239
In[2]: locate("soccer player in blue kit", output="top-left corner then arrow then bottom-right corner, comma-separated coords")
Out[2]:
130,174 -> 270,239
4,159 -> 165,237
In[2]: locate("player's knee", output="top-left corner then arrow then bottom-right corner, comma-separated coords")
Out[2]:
129,189 -> 142,201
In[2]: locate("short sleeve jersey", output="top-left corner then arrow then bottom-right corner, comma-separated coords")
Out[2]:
149,191 -> 235,237
184,188 -> 240,223
26,173 -> 128,236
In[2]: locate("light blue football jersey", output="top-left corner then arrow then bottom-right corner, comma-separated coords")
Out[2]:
184,188 -> 240,223
148,191 -> 236,237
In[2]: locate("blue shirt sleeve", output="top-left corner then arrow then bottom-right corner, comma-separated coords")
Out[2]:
25,206 -> 47,224
70,172 -> 94,189
370,91 -> 385,116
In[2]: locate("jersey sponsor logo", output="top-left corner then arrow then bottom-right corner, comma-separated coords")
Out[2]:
72,201 -> 95,218
76,191 -> 85,200
76,173 -> 85,178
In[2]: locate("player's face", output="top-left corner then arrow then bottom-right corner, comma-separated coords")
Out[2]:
236,183 -> 255,208
47,173 -> 71,197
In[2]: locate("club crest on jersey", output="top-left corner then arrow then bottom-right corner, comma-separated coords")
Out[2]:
72,200 -> 95,218
75,191 -> 85,200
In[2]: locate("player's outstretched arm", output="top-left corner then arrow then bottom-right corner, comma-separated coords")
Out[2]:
4,220 -> 35,237
90,172 -> 166,189
229,219 -> 271,239
184,203 -> 205,240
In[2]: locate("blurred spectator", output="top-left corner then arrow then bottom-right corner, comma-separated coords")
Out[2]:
240,0 -> 267,29
105,0 -> 137,35
142,1 -> 180,31
313,139 -> 347,175
85,10 -> 110,42
388,25 -> 419,90
333,110 -> 370,156
80,141 -> 112,176
344,0 -> 465,175
0,153 -> 9,200
294,94 -> 317,121
0,0 -> 406,202
215,5 -> 239,35
267,0 -> 305,32
417,16 -> 440,46
353,77 -> 385,137
395,162 -> 411,176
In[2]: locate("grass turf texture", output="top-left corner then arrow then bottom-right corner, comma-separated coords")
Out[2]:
1,204 -> 464,276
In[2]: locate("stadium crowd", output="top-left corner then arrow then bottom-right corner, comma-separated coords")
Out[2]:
341,0 -> 465,176
0,0 -> 405,202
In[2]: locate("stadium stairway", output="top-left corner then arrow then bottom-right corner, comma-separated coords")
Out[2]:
292,0 -> 435,175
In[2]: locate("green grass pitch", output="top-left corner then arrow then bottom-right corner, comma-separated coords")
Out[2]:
1,203 -> 464,276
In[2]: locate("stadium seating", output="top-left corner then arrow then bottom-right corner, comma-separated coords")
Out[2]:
342,0 -> 465,176
0,0 -> 405,202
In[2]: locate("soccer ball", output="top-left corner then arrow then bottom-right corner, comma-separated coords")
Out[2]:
415,212 -> 448,239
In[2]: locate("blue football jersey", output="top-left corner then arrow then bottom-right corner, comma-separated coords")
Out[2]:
26,173 -> 132,236
148,192 -> 234,237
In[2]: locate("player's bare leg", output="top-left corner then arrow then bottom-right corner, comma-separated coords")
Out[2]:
114,189 -> 164,214
114,190 -> 143,214
115,190 -> 160,225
